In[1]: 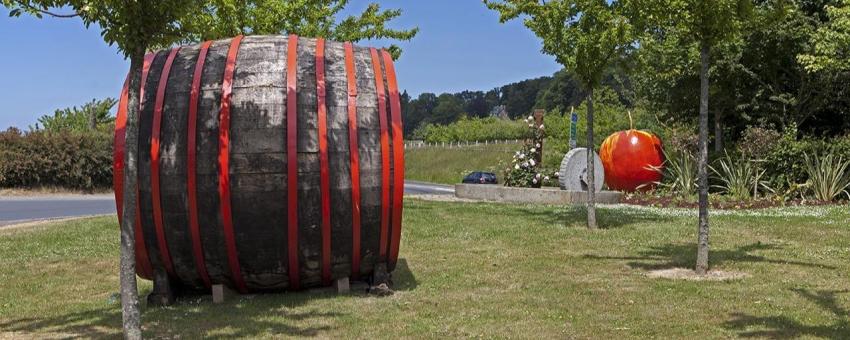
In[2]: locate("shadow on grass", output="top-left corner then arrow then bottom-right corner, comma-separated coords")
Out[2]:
391,258 -> 419,291
583,242 -> 836,270
0,307 -> 122,338
0,259 -> 417,337
723,288 -> 850,338
502,204 -> 676,230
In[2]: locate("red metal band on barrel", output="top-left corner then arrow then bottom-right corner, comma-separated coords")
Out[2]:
113,53 -> 156,279
151,47 -> 181,278
382,50 -> 405,269
114,76 -> 129,221
316,39 -> 332,285
115,73 -> 155,279
188,41 -> 213,288
369,48 -> 391,260
136,53 -> 156,279
344,42 -> 362,279
286,34 -> 301,289
219,35 -> 249,293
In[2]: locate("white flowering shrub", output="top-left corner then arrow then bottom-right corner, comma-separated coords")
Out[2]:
503,116 -> 559,187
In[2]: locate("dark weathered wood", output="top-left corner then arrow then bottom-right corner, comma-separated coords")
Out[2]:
230,36 -> 289,290
138,50 -> 167,276
126,35 -> 402,292
196,39 -> 231,287
161,44 -> 201,288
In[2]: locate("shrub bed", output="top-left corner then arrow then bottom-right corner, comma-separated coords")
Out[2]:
0,127 -> 113,190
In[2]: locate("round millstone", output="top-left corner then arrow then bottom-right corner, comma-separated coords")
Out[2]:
559,148 -> 604,192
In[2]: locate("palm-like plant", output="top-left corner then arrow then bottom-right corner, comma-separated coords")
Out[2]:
710,151 -> 772,200
803,152 -> 850,201
648,149 -> 697,197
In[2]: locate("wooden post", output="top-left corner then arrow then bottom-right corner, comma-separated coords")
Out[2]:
533,109 -> 545,165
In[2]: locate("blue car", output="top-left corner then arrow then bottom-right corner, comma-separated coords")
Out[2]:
462,171 -> 498,184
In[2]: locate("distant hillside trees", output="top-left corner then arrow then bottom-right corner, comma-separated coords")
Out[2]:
402,69 -> 633,135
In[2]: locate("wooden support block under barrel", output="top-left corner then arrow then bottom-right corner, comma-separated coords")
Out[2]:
212,284 -> 236,304
333,277 -> 350,294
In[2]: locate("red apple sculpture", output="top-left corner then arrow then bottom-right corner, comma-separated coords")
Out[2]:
599,118 -> 664,191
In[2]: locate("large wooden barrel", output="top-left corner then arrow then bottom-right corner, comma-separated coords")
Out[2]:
112,35 -> 405,293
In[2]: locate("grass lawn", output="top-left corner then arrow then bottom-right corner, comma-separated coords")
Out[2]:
1,200 -> 849,338
404,141 -> 566,185
404,142 -> 518,184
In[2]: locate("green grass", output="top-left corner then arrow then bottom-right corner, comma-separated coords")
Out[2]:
2,201 -> 850,338
404,142 -> 518,184
404,141 -> 566,185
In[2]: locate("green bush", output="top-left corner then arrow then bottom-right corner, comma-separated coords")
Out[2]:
411,117 -> 528,143
0,127 -> 113,190
762,126 -> 850,191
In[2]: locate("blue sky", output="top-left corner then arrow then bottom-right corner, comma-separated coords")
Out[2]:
0,0 -> 561,129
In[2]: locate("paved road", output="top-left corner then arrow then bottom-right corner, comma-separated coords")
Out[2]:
403,181 -> 456,195
0,181 -> 455,226
0,195 -> 117,226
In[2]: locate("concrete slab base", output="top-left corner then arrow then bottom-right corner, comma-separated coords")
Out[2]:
454,184 -> 621,204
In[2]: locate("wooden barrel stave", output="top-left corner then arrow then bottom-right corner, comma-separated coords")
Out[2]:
229,36 -> 290,290
160,45 -> 202,288
193,39 -> 232,288
137,50 -> 168,283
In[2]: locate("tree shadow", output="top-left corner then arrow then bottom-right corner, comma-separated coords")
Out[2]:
583,242 -> 835,270
497,204 -> 676,230
723,288 -> 850,338
0,258 -> 417,338
146,300 -> 341,338
0,307 -> 122,338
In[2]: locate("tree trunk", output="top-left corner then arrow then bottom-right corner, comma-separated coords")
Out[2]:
714,109 -> 722,153
586,88 -> 597,230
88,108 -> 97,131
695,42 -> 711,275
120,45 -> 145,340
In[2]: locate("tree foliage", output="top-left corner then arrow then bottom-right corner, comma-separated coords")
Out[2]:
32,98 -> 117,132
4,0 -> 417,57
799,0 -> 850,72
635,0 -> 850,138
484,0 -> 633,89
180,0 -> 418,59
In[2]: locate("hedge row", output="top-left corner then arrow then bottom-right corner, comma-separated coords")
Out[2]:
762,130 -> 850,191
0,128 -> 113,190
